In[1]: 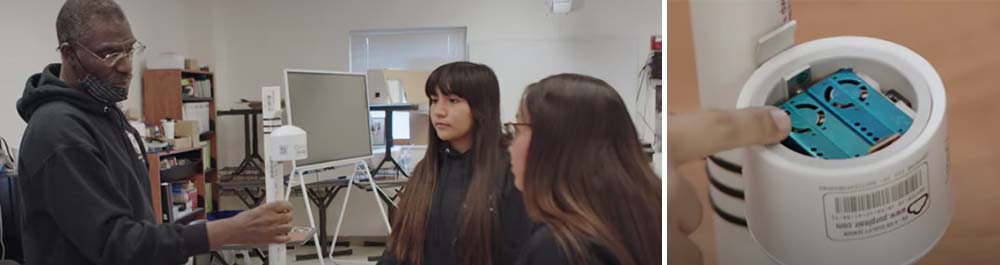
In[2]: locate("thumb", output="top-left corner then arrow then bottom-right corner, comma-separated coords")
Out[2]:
668,107 -> 790,164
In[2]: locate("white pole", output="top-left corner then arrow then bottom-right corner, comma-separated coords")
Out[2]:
689,1 -> 789,264
262,86 -> 287,265
690,0 -> 789,163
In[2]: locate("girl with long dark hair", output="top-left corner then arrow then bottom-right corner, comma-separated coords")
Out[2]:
378,62 -> 534,265
506,73 -> 662,265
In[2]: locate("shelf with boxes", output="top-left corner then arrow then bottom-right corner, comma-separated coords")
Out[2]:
147,146 -> 208,224
144,68 -> 220,216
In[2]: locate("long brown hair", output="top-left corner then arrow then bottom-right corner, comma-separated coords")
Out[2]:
520,74 -> 661,265
389,62 -> 507,265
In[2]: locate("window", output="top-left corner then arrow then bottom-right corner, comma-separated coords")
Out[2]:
350,27 -> 467,140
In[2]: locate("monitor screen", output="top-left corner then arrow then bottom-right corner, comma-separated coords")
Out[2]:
284,70 -> 373,166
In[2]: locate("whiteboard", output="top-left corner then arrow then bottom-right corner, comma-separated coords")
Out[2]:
284,69 -> 374,167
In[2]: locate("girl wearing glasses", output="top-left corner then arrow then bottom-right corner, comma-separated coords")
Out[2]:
378,62 -> 535,265
506,74 -> 661,265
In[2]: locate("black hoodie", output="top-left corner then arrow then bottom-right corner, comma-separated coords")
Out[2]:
16,64 -> 208,265
377,146 -> 536,265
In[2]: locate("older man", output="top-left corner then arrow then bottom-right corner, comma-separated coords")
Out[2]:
16,1 -> 293,264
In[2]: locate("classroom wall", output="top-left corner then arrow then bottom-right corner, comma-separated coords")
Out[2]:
0,0 -> 217,154
209,0 -> 662,236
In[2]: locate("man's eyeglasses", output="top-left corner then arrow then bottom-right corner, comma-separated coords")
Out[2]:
58,40 -> 146,67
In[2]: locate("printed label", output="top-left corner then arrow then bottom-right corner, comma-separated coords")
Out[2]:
823,161 -> 930,240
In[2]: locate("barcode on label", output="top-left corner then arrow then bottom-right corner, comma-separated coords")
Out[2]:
834,172 -> 922,214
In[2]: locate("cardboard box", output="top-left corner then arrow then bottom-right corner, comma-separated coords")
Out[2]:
409,112 -> 429,145
168,137 -> 193,149
185,59 -> 199,71
367,69 -> 431,105
175,120 -> 200,139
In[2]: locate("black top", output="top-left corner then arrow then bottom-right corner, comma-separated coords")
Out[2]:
515,226 -> 621,265
378,146 -> 536,265
15,64 -> 209,265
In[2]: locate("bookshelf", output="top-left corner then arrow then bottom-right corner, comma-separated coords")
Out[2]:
146,147 -> 206,224
143,69 -> 219,210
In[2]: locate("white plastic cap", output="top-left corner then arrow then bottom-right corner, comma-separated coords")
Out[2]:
267,125 -> 308,161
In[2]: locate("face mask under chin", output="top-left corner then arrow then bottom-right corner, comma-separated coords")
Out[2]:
80,74 -> 128,104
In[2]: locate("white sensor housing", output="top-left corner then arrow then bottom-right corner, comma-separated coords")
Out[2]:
736,36 -> 951,265
267,125 -> 308,162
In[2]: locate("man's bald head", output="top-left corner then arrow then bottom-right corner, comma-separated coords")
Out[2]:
56,0 -> 130,45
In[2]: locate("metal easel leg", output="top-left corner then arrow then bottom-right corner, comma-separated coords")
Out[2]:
360,162 -> 392,233
327,164 -> 356,261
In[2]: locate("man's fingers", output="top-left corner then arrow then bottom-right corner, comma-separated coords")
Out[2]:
276,213 -> 293,225
668,107 -> 791,163
271,224 -> 293,235
263,212 -> 293,226
261,201 -> 293,213
272,235 -> 291,243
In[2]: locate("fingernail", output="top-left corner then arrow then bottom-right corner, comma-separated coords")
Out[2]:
770,108 -> 791,133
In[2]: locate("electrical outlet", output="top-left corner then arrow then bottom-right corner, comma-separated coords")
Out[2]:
778,69 -> 913,159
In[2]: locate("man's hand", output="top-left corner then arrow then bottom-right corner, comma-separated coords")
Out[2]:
207,201 -> 294,249
666,107 -> 791,265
